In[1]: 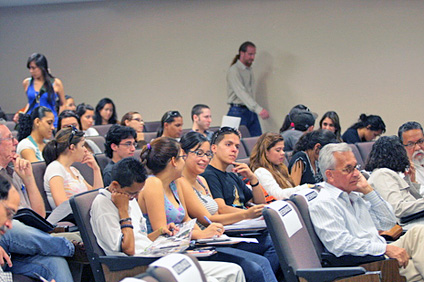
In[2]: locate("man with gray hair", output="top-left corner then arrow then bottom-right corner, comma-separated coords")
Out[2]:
310,143 -> 424,281
398,121 -> 424,195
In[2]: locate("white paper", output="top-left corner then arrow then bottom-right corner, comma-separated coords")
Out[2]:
293,187 -> 319,204
267,200 -> 302,238
47,200 -> 72,225
221,115 -> 241,129
224,217 -> 266,230
150,253 -> 203,282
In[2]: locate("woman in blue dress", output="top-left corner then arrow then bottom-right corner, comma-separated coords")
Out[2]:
14,53 -> 65,128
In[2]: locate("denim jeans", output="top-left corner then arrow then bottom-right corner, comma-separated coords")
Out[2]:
215,246 -> 278,282
228,106 -> 262,137
0,220 -> 74,282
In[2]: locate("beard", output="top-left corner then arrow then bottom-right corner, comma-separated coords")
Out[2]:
412,149 -> 424,167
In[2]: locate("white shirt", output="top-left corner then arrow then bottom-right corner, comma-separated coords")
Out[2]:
90,188 -> 151,256
309,182 -> 396,257
254,167 -> 306,200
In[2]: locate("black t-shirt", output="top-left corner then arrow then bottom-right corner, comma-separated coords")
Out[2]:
342,128 -> 362,144
288,151 -> 322,185
201,165 -> 253,208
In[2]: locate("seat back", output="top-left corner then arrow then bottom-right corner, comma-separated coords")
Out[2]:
94,153 -> 111,172
143,121 -> 161,132
263,200 -> 322,282
86,136 -> 106,153
144,132 -> 157,143
31,161 -> 51,211
70,189 -> 107,282
72,162 -> 94,186
238,125 -> 250,138
93,124 -> 114,137
4,121 -> 16,131
237,142 -> 248,159
348,144 -> 364,168
355,141 -> 375,165
241,136 -> 259,156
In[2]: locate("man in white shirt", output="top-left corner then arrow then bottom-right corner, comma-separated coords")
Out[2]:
398,121 -> 424,195
191,104 -> 213,141
310,143 -> 424,282
227,41 -> 269,137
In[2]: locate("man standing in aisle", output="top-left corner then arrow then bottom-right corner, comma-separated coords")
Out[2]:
227,41 -> 269,137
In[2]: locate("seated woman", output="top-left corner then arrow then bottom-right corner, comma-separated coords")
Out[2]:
288,130 -> 338,186
17,106 -> 55,162
57,110 -> 101,154
76,103 -> 98,136
179,132 -> 278,282
95,98 -> 117,125
342,114 -> 386,144
43,127 -> 103,211
319,111 -> 342,141
250,132 -> 307,200
121,111 -> 146,147
367,136 -> 424,230
156,110 -> 183,139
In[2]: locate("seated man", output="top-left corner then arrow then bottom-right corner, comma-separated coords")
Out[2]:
281,108 -> 316,152
310,143 -> 424,281
0,123 -> 75,281
201,127 -> 280,275
191,104 -> 213,141
103,124 -> 137,186
398,121 -> 424,196
91,158 -> 246,282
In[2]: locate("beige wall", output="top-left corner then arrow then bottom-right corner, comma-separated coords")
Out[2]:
1,0 -> 423,135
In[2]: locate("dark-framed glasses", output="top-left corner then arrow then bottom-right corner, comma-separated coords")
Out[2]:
188,150 -> 213,159
0,134 -> 15,142
335,164 -> 361,174
119,141 -> 138,149
131,118 -> 145,124
68,125 -> 78,145
164,111 -> 181,123
404,139 -> 424,148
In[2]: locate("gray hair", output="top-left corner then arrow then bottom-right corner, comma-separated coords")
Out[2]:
398,121 -> 423,143
318,143 -> 352,181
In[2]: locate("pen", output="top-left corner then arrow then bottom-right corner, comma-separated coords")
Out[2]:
204,216 -> 213,225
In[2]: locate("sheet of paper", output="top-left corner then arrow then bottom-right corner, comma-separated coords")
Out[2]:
221,115 -> 241,129
224,217 -> 266,230
267,200 -> 302,238
150,253 -> 204,281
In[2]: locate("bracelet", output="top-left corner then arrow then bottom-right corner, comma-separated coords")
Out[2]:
251,181 -> 260,187
120,224 -> 134,229
119,217 -> 132,224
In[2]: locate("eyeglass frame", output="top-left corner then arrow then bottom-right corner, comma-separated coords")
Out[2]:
0,134 -> 15,142
118,141 -> 138,149
187,149 -> 213,159
403,139 -> 424,149
68,125 -> 79,145
164,111 -> 181,123
330,164 -> 362,175
131,118 -> 145,125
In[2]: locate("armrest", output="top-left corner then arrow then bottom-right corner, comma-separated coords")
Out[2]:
98,255 -> 157,271
321,252 -> 385,267
400,209 -> 424,224
297,266 -> 366,282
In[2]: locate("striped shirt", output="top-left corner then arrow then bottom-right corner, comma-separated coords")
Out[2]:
309,182 -> 396,257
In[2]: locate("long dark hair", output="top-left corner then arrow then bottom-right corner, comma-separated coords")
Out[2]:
319,111 -> 342,140
140,137 -> 180,175
180,131 -> 209,153
231,41 -> 256,66
58,110 -> 82,130
27,53 -> 55,105
365,136 -> 410,173
348,114 -> 386,133
156,110 -> 182,138
18,106 -> 53,141
42,127 -> 84,165
293,129 -> 338,155
95,98 -> 117,125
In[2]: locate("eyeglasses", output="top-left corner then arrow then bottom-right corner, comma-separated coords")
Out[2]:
0,135 -> 15,142
131,118 -> 145,125
1,202 -> 16,221
164,111 -> 181,123
176,155 -> 187,161
404,139 -> 424,148
119,142 -> 138,149
211,127 -> 240,144
332,164 -> 361,175
188,150 -> 213,159
68,125 -> 78,145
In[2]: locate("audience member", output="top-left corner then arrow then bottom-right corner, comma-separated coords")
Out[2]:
57,110 -> 101,154
310,143 -> 424,281
0,174 -> 73,281
103,124 -> 137,186
95,97 -> 117,125
156,110 -> 183,139
227,42 -> 269,137
288,130 -> 338,186
179,132 -> 278,282
281,108 -> 316,152
191,104 -> 214,141
279,104 -> 317,134
91,158 -> 245,282
250,132 -> 307,199
398,121 -> 424,195
121,111 -> 146,148
319,111 -> 342,141
17,106 -> 54,162
14,53 -> 65,128
62,95 -> 76,111
366,136 -> 424,230
76,103 -> 99,136
43,127 -> 103,210
342,114 -> 386,144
